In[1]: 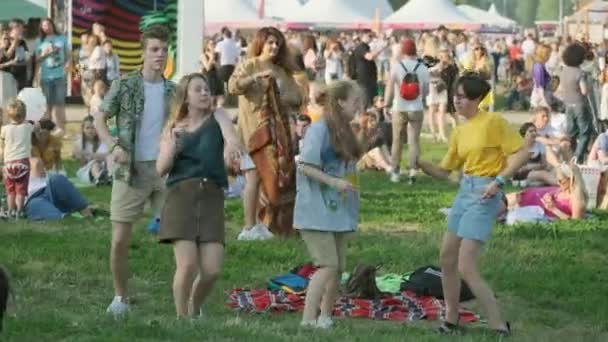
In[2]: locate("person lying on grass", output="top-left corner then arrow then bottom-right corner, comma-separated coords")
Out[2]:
506,158 -> 587,220
416,72 -> 532,336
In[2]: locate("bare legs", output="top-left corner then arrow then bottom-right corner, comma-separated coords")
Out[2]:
242,169 -> 260,230
110,221 -> 133,302
439,232 -> 508,331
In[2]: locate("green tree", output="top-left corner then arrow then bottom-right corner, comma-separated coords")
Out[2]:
536,0 -> 575,21
514,0 -> 540,26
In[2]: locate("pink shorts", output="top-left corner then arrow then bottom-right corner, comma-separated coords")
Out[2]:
3,158 -> 30,196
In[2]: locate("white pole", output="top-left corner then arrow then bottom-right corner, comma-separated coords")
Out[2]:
559,0 -> 564,36
176,0 -> 204,80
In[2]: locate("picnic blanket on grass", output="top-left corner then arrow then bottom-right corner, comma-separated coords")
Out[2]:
227,289 -> 479,324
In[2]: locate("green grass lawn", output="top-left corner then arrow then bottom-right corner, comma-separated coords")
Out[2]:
1,139 -> 608,342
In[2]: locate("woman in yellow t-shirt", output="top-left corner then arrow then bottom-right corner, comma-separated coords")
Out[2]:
417,73 -> 531,336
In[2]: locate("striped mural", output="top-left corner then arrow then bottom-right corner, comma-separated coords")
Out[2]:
72,0 -> 177,76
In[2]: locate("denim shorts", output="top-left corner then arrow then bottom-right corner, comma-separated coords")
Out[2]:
41,77 -> 66,106
447,175 -> 503,242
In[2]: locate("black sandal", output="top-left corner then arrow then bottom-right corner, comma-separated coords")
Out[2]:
437,320 -> 463,335
494,322 -> 511,337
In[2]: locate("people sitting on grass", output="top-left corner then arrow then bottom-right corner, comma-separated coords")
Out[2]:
25,157 -> 95,221
587,121 -> 608,164
531,106 -> 571,160
506,159 -> 587,220
72,115 -> 111,186
0,99 -> 34,219
511,122 -> 548,187
354,110 -> 393,173
31,119 -> 64,174
505,73 -> 532,110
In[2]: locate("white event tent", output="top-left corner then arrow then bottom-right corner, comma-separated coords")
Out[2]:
247,0 -> 304,20
284,0 -> 372,28
205,0 -> 273,31
385,0 -> 479,29
457,4 -> 516,27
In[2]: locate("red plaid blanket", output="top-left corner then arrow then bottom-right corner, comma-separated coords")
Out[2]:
227,289 -> 478,323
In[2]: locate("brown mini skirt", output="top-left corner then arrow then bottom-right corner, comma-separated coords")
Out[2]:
159,178 -> 225,244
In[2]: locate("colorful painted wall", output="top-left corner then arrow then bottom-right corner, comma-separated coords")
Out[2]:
72,0 -> 177,77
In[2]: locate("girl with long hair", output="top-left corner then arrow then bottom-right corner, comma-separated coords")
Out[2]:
296,80 -> 363,329
229,26 -> 301,240
72,115 -> 110,185
156,73 -> 240,317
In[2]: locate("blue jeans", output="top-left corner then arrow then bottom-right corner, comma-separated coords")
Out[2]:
565,103 -> 594,163
25,174 -> 88,221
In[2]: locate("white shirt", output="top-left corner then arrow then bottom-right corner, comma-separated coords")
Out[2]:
390,58 -> 430,112
135,81 -> 165,161
88,46 -> 107,70
1,122 -> 34,161
215,38 -> 240,66
521,39 -> 536,58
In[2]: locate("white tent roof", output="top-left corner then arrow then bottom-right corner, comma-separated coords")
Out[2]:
247,0 -> 303,20
487,4 -> 517,26
355,0 -> 395,20
457,4 -> 516,27
285,0 -> 371,24
385,0 -> 474,26
565,0 -> 608,24
205,0 -> 260,23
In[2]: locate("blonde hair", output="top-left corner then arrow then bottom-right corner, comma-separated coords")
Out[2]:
164,73 -> 209,134
317,80 -> 364,161
5,98 -> 26,123
535,44 -> 551,64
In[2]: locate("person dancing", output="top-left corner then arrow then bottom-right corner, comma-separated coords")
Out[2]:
417,73 -> 531,336
157,73 -> 239,317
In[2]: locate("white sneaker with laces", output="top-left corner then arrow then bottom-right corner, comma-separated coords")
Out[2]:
390,172 -> 400,183
106,296 -> 129,316
316,315 -> 334,329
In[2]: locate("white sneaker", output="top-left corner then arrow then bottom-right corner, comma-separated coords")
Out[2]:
390,172 -> 400,183
300,319 -> 317,328
106,296 -> 129,316
316,315 -> 334,329
237,228 -> 253,241
255,224 -> 274,240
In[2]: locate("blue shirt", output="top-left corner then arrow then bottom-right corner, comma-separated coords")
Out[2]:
598,132 -> 608,154
294,119 -> 359,232
35,35 -> 69,81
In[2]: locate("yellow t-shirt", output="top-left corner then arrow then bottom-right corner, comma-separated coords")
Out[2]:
440,111 -> 523,177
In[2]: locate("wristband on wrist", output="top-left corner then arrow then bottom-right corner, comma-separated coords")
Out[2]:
495,175 -> 506,188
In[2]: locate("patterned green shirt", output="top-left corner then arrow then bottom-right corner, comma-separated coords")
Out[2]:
101,70 -> 176,184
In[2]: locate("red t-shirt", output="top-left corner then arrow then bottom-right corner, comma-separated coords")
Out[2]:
509,46 -> 523,60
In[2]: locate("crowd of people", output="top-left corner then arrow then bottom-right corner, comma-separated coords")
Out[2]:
3,15 -> 608,336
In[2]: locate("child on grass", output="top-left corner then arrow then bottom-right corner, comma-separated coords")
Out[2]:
295,80 -> 364,329
72,115 -> 110,186
0,98 -> 34,219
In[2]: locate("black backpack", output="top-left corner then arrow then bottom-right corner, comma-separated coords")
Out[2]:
401,265 -> 475,302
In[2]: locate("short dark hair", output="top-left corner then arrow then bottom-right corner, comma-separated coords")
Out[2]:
562,43 -> 586,67
454,72 -> 491,101
141,25 -> 169,49
519,122 -> 536,137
